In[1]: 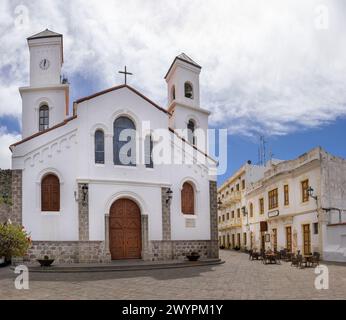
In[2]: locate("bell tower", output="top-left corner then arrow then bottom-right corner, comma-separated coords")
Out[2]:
165,53 -> 210,145
20,29 -> 69,139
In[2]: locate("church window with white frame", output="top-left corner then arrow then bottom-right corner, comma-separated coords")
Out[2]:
113,116 -> 136,166
171,85 -> 176,102
187,119 -> 196,145
39,105 -> 49,132
41,174 -> 60,212
181,182 -> 195,215
95,130 -> 105,164
144,134 -> 154,169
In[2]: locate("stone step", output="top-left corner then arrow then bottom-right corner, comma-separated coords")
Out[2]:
23,259 -> 224,273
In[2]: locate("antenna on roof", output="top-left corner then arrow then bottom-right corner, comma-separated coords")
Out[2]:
258,135 -> 267,166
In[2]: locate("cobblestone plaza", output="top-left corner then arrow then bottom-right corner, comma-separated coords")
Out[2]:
0,251 -> 345,300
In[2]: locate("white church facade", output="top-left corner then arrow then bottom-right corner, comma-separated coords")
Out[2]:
8,30 -> 219,263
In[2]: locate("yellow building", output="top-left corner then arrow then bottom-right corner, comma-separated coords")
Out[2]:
218,162 -> 266,250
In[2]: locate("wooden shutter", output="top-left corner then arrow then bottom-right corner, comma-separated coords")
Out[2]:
41,174 -> 60,212
181,182 -> 195,215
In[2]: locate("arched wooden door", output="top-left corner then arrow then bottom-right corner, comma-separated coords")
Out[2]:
109,199 -> 142,260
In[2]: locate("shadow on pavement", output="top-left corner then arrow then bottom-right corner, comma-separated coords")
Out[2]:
1,264 -> 221,282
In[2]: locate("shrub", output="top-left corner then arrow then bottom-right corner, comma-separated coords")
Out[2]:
0,223 -> 31,260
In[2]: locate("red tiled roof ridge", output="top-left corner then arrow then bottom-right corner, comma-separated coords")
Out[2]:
168,127 -> 216,163
75,84 -> 171,116
9,115 -> 77,151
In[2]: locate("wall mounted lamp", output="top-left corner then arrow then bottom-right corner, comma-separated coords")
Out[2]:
166,188 -> 173,205
307,186 -> 318,201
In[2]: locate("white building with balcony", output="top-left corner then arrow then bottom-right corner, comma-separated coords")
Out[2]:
245,147 -> 346,262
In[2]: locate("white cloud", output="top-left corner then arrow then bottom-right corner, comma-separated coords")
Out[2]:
0,0 -> 346,141
0,127 -> 20,169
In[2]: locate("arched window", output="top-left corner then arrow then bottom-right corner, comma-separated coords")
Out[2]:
171,86 -> 176,102
184,82 -> 193,99
181,182 -> 195,215
114,116 -> 136,166
95,130 -> 105,164
41,174 -> 60,212
39,105 -> 49,132
145,135 -> 154,168
187,119 -> 196,145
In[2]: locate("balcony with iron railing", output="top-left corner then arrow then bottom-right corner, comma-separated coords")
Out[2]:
221,191 -> 242,206
218,217 -> 243,231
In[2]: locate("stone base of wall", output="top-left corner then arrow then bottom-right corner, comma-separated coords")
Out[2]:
27,241 -> 111,264
148,240 -> 219,261
26,240 -> 219,264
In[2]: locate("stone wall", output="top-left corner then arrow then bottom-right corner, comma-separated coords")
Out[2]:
0,170 -> 12,223
27,241 -> 111,264
11,170 -> 22,225
148,240 -> 215,261
0,169 -> 22,225
209,181 -> 219,259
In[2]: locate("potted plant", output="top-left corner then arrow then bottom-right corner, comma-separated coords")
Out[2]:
0,222 -> 31,265
186,251 -> 200,262
37,255 -> 55,267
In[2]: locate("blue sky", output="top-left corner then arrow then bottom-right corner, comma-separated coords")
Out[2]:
1,0 -> 346,172
217,117 -> 346,185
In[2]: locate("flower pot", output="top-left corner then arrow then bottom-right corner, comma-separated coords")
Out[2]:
37,259 -> 55,267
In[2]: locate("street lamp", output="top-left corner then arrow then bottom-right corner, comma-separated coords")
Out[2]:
166,188 -> 173,205
307,186 -> 318,201
242,206 -> 250,231
81,184 -> 89,206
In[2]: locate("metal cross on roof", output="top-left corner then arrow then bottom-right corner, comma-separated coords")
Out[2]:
118,66 -> 133,85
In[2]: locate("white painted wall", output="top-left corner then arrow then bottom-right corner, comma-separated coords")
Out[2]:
20,85 -> 68,139
170,104 -> 209,136
166,60 -> 201,108
29,37 -> 62,87
13,122 -> 79,240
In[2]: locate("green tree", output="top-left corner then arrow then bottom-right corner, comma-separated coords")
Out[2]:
0,223 -> 31,259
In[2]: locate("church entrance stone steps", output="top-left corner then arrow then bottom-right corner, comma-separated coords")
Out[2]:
22,258 -> 224,273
